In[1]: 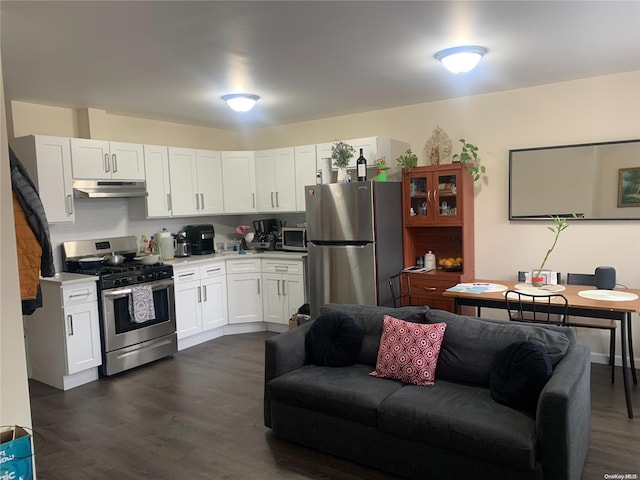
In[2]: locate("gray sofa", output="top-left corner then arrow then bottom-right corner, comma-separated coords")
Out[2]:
264,304 -> 591,480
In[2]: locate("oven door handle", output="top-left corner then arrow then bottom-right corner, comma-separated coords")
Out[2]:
102,279 -> 174,298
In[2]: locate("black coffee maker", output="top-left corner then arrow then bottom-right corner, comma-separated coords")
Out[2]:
251,218 -> 279,250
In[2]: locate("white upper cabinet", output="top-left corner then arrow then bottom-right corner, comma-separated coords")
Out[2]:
255,147 -> 296,212
70,138 -> 144,180
221,151 -> 257,214
294,144 -> 317,212
168,147 -> 224,217
316,142 -> 333,166
195,149 -> 224,215
143,144 -> 172,218
318,137 -> 410,174
13,135 -> 75,223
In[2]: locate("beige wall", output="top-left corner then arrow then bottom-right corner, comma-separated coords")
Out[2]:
7,70 -> 640,360
11,103 -> 242,150
0,55 -> 33,440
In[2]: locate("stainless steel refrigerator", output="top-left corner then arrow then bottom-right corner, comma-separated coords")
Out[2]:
306,182 -> 403,319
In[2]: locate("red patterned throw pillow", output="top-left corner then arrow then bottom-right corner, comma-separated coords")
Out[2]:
370,315 -> 446,386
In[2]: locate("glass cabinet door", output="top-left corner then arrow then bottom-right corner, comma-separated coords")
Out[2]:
435,171 -> 460,221
408,174 -> 430,218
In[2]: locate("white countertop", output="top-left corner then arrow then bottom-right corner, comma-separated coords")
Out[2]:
166,250 -> 306,267
47,250 -> 307,284
41,273 -> 100,285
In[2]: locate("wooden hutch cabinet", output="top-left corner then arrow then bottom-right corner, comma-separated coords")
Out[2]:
401,163 -> 475,311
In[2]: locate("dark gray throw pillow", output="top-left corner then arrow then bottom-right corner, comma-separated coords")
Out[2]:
305,312 -> 363,367
489,341 -> 552,413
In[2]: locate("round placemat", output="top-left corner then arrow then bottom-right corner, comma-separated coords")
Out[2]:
577,290 -> 639,302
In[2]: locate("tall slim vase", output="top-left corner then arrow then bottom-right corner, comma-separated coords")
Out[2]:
337,167 -> 348,183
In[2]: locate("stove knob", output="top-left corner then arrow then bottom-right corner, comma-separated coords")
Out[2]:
121,278 -> 129,286
137,275 -> 145,282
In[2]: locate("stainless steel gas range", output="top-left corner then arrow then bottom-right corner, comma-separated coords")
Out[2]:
62,236 -> 177,376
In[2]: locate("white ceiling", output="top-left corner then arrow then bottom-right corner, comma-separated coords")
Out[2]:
1,1 -> 639,131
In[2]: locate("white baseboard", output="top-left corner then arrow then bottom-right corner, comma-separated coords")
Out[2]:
590,351 -> 640,367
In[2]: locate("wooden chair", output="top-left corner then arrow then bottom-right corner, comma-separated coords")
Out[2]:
505,290 -> 569,325
389,273 -> 411,307
566,273 -> 617,384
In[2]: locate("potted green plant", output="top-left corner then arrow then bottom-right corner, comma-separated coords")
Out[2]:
531,215 -> 578,286
375,156 -> 389,181
452,138 -> 486,182
396,148 -> 418,171
331,140 -> 355,183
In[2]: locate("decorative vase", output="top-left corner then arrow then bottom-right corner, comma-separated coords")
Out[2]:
531,268 -> 551,287
321,158 -> 332,184
376,163 -> 388,182
337,167 -> 349,183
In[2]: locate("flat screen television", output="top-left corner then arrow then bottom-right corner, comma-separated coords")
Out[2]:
509,139 -> 640,220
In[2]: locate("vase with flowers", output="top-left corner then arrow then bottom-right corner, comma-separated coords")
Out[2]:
331,140 -> 355,183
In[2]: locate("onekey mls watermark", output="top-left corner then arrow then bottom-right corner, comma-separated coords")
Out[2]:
604,474 -> 638,480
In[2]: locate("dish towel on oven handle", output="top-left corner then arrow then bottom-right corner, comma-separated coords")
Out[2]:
128,285 -> 156,323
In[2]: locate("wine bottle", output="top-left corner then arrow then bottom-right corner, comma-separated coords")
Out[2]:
356,148 -> 367,181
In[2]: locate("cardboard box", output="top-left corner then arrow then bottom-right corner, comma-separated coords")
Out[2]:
0,426 -> 33,480
288,314 -> 299,330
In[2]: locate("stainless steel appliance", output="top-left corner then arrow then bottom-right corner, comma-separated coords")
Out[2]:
62,236 -> 177,376
175,231 -> 191,257
184,224 -> 214,255
248,218 -> 279,250
306,182 -> 402,318
282,227 -> 307,252
73,179 -> 147,198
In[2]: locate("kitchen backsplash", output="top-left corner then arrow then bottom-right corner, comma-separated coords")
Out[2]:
48,197 -> 305,272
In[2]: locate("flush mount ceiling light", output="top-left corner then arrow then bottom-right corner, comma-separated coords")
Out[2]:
221,93 -> 260,112
435,46 -> 488,74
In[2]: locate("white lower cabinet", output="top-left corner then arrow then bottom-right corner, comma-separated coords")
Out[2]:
174,261 -> 227,347
226,258 -> 263,324
25,280 -> 102,390
262,259 -> 305,325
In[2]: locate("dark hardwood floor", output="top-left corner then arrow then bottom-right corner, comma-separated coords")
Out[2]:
29,332 -> 640,479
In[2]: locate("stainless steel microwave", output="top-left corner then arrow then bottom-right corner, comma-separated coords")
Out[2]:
281,227 -> 307,251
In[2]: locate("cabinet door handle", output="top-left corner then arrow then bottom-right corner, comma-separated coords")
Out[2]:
252,193 -> 255,209
257,278 -> 261,295
67,314 -> 74,336
167,193 -> 172,211
270,192 -> 274,208
68,291 -> 92,299
282,279 -> 286,296
104,153 -> 110,173
277,279 -> 281,296
195,193 -> 200,210
112,153 -> 118,173
206,267 -> 221,275
423,287 -> 437,291
200,193 -> 205,209
178,272 -> 196,279
203,285 -> 207,302
276,191 -> 280,207
66,194 -> 73,215
197,286 -> 202,303
275,266 -> 288,273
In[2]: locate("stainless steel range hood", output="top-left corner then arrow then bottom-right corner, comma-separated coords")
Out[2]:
73,180 -> 147,198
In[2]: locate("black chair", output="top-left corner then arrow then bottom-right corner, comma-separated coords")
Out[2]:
505,290 -> 569,325
389,273 -> 411,307
566,272 -> 617,384
517,271 -> 563,284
